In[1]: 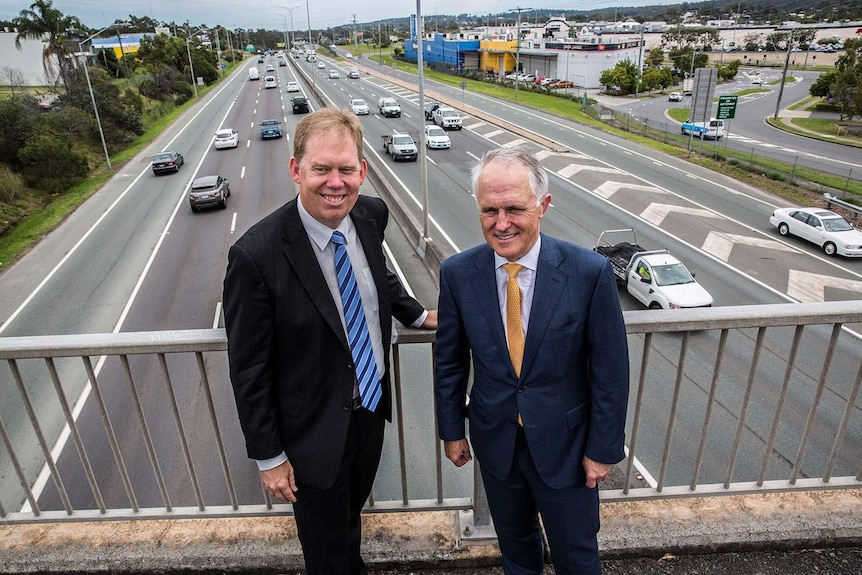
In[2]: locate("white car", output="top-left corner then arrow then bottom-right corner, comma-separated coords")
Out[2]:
213,128 -> 239,149
770,207 -> 862,257
349,98 -> 369,115
265,64 -> 275,72
423,125 -> 451,149
317,61 -> 326,69
328,69 -> 340,79
751,76 -> 763,85
285,81 -> 300,92
263,75 -> 277,89
668,91 -> 683,102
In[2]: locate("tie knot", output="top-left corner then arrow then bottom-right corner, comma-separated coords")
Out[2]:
331,231 -> 345,246
503,263 -> 522,280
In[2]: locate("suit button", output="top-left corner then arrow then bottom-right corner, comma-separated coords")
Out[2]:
343,401 -> 352,411
516,385 -> 525,392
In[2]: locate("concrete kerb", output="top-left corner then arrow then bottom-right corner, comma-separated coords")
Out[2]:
1,489 -> 860,573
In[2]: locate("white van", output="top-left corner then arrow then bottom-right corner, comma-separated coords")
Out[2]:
248,67 -> 260,81
681,118 -> 724,140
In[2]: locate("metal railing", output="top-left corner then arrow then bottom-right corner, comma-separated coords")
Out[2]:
1,302 -> 860,527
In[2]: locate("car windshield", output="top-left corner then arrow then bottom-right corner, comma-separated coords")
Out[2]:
427,127 -> 445,136
153,154 -> 171,162
393,136 -> 412,145
353,100 -> 366,106
261,120 -> 278,126
442,110 -> 458,117
652,263 -> 694,286
823,218 -> 854,232
192,182 -> 216,191
216,133 -> 231,139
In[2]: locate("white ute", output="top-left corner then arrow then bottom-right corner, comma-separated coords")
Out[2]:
594,229 -> 713,309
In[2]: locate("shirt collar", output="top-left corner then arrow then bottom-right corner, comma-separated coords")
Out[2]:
298,195 -> 352,251
494,235 -> 542,272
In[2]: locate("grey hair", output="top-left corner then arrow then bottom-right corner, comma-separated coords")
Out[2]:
470,147 -> 549,206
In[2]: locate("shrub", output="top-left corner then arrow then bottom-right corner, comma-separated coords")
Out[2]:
17,136 -> 89,193
0,165 -> 25,204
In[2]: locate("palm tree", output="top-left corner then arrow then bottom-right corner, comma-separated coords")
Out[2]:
13,0 -> 82,87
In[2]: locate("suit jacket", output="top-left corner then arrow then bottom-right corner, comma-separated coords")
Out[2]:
434,234 -> 629,489
223,196 -> 425,490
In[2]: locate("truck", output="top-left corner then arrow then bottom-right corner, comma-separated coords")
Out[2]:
682,76 -> 694,95
432,107 -> 463,130
378,97 -> 402,118
593,229 -> 713,310
681,118 -> 724,140
381,131 -> 418,161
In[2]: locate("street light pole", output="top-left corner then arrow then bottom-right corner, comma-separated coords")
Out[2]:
185,22 -> 202,98
510,6 -> 531,99
76,22 -> 127,170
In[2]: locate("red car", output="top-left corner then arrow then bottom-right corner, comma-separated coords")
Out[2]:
550,80 -> 574,89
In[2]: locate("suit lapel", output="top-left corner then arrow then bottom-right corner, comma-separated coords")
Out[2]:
281,201 -> 350,351
521,236 -> 566,378
470,247 -> 510,369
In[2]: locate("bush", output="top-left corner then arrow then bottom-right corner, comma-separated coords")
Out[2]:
17,136 -> 89,193
0,165 -> 25,204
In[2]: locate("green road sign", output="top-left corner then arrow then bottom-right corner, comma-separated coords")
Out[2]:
717,95 -> 738,119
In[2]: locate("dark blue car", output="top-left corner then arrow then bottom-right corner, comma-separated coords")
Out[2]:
259,119 -> 283,139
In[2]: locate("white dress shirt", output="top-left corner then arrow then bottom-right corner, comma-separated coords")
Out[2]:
494,236 -> 542,342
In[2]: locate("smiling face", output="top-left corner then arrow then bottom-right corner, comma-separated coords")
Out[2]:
290,127 -> 367,229
476,159 -> 550,262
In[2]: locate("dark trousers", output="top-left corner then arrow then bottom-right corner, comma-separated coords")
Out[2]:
481,427 -> 601,575
292,407 -> 384,575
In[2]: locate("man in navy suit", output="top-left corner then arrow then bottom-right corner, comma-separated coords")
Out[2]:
434,148 -> 629,574
224,108 -> 436,574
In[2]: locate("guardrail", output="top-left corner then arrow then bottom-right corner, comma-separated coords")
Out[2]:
1,302 -> 860,528
824,193 -> 862,220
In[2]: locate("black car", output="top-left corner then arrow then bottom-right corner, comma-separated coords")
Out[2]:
292,96 -> 310,114
423,102 -> 440,120
189,175 -> 231,212
151,151 -> 184,175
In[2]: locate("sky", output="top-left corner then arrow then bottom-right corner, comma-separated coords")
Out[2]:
0,0 -> 679,32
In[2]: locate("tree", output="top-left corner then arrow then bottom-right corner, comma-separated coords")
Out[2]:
718,60 -> 741,81
809,71 -> 837,98
599,59 -> 638,95
13,0 -> 81,87
0,96 -> 40,168
645,48 -> 665,68
661,26 -> 720,52
0,67 -> 27,95
831,38 -> 862,120
641,67 -> 671,94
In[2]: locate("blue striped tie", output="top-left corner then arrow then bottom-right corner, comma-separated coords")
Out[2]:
331,231 -> 381,411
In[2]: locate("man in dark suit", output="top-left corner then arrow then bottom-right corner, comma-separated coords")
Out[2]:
434,148 -> 629,574
223,108 -> 436,574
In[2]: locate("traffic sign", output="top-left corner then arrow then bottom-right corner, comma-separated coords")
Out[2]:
717,95 -> 738,119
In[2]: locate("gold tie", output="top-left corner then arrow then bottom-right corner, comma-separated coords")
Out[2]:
504,264 -> 526,427
504,263 -> 525,377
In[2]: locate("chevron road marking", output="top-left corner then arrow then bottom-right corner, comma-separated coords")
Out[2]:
502,138 -> 528,148
536,150 -> 591,161
593,181 -> 664,199
787,270 -> 862,302
558,164 -> 623,178
641,203 -> 724,226
485,129 -> 505,138
702,232 -> 800,262
466,121 -> 487,129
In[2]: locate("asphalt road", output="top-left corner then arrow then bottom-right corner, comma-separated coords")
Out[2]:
1,53 -> 860,518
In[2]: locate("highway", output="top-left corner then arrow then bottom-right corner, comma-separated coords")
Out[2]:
0,52 -> 859,515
